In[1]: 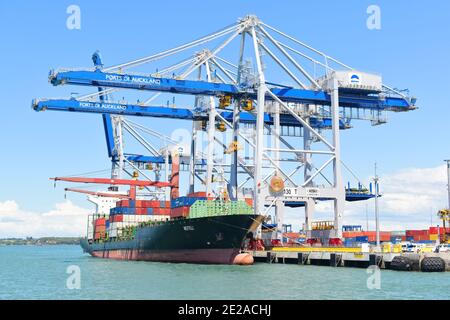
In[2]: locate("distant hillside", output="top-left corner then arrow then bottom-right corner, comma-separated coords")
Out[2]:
0,237 -> 81,245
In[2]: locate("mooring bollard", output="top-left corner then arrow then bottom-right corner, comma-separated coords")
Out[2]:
297,252 -> 303,265
266,252 -> 272,264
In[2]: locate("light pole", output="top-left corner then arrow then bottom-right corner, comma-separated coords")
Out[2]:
373,163 -> 380,251
365,203 -> 369,232
445,160 -> 450,210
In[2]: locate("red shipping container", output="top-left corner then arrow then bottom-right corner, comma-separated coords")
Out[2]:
154,208 -> 171,215
187,192 -> 207,198
429,227 -> 446,234
407,230 -> 428,236
135,208 -> 147,215
95,218 -> 106,226
111,215 -> 123,223
138,200 -> 161,208
170,206 -> 190,218
117,200 -> 130,207
116,200 -> 170,209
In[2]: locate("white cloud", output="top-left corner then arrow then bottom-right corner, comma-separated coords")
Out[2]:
283,164 -> 448,231
0,200 -> 90,238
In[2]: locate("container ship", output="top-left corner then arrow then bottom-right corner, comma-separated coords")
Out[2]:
54,153 -> 263,265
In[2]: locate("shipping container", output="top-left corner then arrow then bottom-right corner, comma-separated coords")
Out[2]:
153,208 -> 171,215
429,227 -> 447,234
171,196 -> 207,208
94,218 -> 106,226
391,230 -> 406,236
159,201 -> 171,208
343,231 -> 363,238
406,230 -> 429,237
344,238 -> 356,247
414,235 -> 431,242
170,206 -> 190,218
189,200 -> 253,218
187,192 -> 207,198
355,236 -> 369,242
110,207 -> 136,215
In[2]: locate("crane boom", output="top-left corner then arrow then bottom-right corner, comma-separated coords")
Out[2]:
48,70 -> 415,111
51,176 -> 172,188
32,98 -> 348,129
64,188 -> 130,198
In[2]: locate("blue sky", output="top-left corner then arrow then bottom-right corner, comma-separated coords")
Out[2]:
0,0 -> 449,235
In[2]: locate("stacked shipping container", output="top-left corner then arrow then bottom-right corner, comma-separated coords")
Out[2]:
97,195 -> 257,238
106,199 -> 173,237
170,196 -> 206,218
343,231 -> 391,243
94,218 -> 107,240
189,200 -> 253,219
343,227 -> 448,244
108,215 -> 170,237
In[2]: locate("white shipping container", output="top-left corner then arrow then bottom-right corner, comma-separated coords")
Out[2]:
108,228 -> 118,238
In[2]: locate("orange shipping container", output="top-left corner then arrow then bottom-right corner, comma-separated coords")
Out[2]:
95,218 -> 106,226
343,231 -> 363,238
170,206 -> 190,218
284,232 -> 300,239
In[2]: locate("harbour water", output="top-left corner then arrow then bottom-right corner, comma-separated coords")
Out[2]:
0,245 -> 448,300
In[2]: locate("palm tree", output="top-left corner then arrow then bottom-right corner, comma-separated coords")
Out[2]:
437,209 -> 450,243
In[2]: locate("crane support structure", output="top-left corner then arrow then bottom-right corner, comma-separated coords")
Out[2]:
34,15 -> 416,241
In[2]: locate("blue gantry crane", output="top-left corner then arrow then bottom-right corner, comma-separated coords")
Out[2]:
32,15 -> 416,240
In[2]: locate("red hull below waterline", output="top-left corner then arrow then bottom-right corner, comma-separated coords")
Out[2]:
91,248 -> 239,264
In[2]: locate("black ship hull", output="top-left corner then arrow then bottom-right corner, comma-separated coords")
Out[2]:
81,214 -> 263,264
